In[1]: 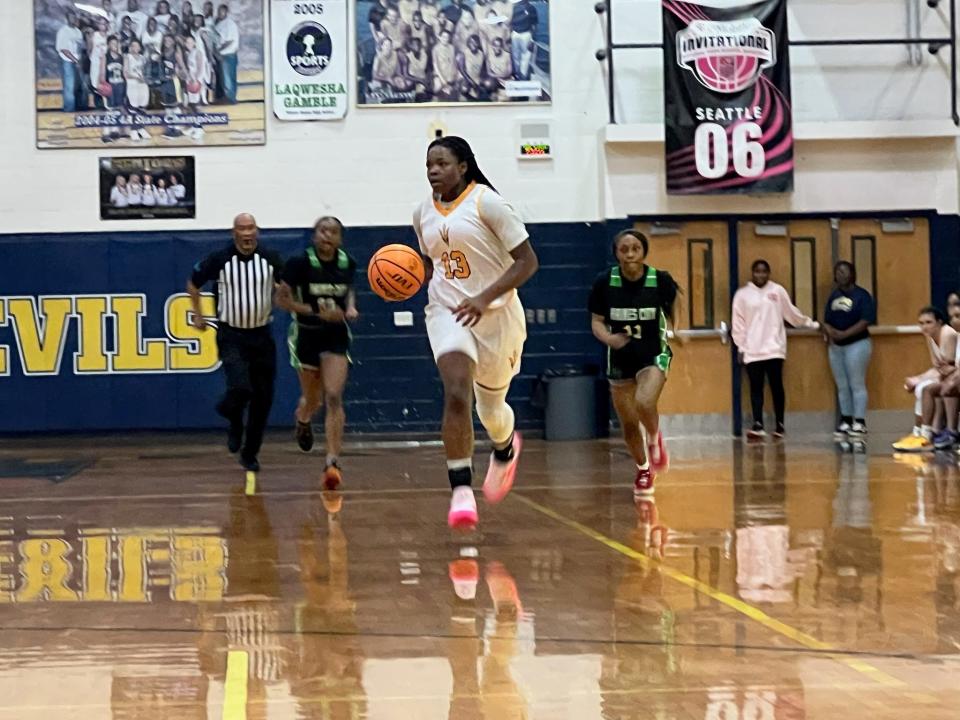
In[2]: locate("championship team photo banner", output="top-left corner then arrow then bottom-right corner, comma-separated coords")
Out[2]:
663,0 -> 793,195
355,0 -> 552,106
271,0 -> 348,120
35,0 -> 267,149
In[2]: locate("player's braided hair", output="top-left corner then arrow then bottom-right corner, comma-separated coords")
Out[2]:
428,136 -> 498,193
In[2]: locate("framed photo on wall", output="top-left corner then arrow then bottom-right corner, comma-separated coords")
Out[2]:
100,156 -> 196,219
35,0 -> 266,149
355,0 -> 551,106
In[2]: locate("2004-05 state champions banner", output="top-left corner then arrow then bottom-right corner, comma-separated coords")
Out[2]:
271,0 -> 347,120
663,0 -> 793,194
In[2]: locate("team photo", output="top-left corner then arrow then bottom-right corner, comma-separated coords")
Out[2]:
35,0 -> 266,148
99,155 -> 196,219
356,0 -> 551,105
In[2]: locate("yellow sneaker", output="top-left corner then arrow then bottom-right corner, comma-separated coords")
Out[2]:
892,434 -> 932,452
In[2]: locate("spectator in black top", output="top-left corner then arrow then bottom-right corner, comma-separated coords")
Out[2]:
187,213 -> 283,471
276,217 -> 358,491
823,261 -> 876,438
510,0 -> 538,79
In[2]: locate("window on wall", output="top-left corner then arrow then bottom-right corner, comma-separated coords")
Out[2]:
687,239 -> 714,329
852,235 -> 877,300
791,237 -> 817,320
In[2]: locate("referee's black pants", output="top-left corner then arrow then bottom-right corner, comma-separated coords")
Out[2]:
215,325 -> 276,460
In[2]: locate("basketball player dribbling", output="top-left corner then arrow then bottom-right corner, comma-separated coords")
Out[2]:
413,136 -> 539,529
588,230 -> 681,496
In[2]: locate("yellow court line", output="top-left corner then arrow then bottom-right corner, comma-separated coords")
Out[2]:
223,650 -> 249,720
513,494 -> 906,689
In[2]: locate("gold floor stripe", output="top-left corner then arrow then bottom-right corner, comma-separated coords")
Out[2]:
513,493 -> 906,689
223,650 -> 249,720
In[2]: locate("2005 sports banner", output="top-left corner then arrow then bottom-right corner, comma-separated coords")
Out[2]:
662,0 -> 793,195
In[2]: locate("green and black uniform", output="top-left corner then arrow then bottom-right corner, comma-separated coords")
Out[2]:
588,265 -> 678,380
281,247 -> 357,369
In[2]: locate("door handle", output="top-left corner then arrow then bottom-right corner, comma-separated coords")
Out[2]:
671,323 -> 730,343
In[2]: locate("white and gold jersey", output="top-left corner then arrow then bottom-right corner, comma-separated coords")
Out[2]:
413,182 -> 528,311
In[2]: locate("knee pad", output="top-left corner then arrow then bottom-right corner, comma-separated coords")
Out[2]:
474,383 -> 515,446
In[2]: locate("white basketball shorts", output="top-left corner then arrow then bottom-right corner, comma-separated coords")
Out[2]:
425,295 -> 526,390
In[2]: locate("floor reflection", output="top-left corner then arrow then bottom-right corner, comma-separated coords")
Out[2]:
0,438 -> 955,718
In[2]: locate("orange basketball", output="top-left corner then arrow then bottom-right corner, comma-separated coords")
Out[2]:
368,244 -> 425,302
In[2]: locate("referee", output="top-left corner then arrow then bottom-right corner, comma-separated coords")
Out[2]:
188,213 -> 283,471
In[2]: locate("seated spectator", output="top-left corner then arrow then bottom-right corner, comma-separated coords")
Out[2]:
893,307 -> 958,452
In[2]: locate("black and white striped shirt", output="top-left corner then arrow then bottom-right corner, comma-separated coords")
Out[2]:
191,244 -> 283,329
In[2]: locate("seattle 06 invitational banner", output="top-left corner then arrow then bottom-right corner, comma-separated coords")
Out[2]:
271,0 -> 348,120
663,0 -> 793,194
34,0 -> 266,149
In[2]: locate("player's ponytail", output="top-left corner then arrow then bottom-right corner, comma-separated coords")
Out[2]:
428,135 -> 498,193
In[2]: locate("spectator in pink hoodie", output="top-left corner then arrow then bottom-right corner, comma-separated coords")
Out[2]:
732,259 -> 819,440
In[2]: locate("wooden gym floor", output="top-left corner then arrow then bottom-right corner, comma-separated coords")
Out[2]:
0,432 -> 957,718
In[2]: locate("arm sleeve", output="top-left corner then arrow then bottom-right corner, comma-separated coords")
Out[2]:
190,252 -> 219,288
778,286 -> 818,328
731,291 -> 746,348
658,271 -> 678,315
268,251 -> 284,283
862,291 -> 877,325
346,257 -> 358,286
587,275 -> 607,316
280,255 -> 303,288
477,188 -> 529,252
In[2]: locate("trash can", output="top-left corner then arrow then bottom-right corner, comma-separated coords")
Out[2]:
533,364 -> 608,441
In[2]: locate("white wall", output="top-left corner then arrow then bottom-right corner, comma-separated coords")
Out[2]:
2,0 -> 959,234
604,0 -> 960,217
0,1 -> 608,233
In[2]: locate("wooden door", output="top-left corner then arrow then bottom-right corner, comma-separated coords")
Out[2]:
837,218 -> 931,411
632,221 -> 731,415
737,220 -> 834,416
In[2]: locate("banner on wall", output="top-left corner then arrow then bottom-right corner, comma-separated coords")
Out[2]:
271,0 -> 348,119
355,0 -> 551,106
100,156 -> 196,220
662,0 -> 793,194
34,0 -> 266,149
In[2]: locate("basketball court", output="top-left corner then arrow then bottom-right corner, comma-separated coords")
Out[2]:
0,433 -> 956,718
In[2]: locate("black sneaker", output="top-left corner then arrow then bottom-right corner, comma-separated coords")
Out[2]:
239,454 -> 260,472
746,423 -> 766,440
227,419 -> 243,454
295,420 -> 314,453
773,423 -> 785,439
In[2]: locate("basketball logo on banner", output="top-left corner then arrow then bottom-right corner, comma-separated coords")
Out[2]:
287,21 -> 333,76
663,1 -> 793,195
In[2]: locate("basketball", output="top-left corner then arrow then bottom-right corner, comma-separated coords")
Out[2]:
367,244 -> 425,302
97,82 -> 112,98
187,80 -> 202,94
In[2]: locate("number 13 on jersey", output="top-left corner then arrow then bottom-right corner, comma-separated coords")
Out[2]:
441,250 -> 471,279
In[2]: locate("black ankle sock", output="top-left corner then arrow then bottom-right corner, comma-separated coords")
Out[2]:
841,416 -> 853,425
449,467 -> 472,489
493,434 -> 515,463
854,418 -> 865,426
